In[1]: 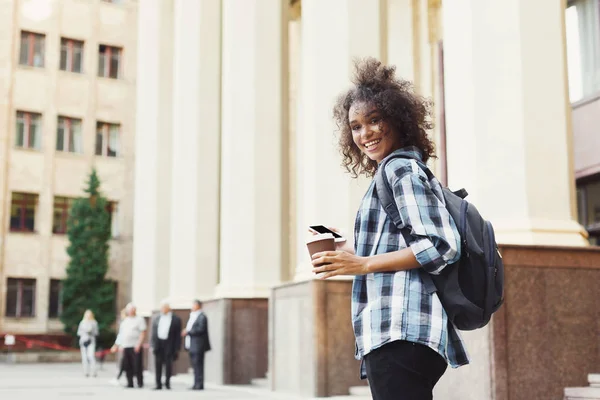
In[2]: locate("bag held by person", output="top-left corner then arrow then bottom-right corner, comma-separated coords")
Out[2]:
375,154 -> 504,331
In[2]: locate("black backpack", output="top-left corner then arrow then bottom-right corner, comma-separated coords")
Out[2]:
374,154 -> 504,331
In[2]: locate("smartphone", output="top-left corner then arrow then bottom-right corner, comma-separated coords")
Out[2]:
309,225 -> 346,242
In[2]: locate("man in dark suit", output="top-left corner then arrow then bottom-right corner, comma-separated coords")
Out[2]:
151,300 -> 182,390
182,299 -> 211,390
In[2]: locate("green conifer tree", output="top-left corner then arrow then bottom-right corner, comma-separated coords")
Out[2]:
60,169 -> 116,346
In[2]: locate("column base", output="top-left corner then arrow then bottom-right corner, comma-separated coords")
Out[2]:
293,263 -> 315,282
434,245 -> 600,400
201,297 -> 268,385
270,279 -> 367,397
167,298 -> 195,311
494,218 -> 589,246
213,284 -> 272,299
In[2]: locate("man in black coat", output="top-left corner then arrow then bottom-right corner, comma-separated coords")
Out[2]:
182,299 -> 211,390
151,301 -> 182,390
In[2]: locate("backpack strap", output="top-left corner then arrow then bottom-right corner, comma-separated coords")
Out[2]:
374,155 -> 437,294
374,157 -> 404,229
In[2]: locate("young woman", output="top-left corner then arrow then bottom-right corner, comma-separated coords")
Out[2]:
77,309 -> 99,377
310,58 -> 469,400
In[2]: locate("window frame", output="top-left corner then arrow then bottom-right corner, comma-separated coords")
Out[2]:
566,0 -> 600,101
98,44 -> 122,79
19,31 -> 45,68
107,201 -> 120,238
15,111 -> 42,150
60,38 -> 84,73
96,121 -> 121,157
5,278 -> 37,318
56,116 -> 83,154
576,176 -> 600,244
10,192 -> 38,233
52,196 -> 75,234
48,279 -> 63,319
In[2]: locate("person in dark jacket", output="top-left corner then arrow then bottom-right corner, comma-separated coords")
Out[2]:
182,299 -> 211,390
151,300 -> 182,390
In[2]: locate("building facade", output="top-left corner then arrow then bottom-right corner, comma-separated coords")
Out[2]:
0,0 -> 137,335
568,0 -> 600,244
131,0 -> 599,398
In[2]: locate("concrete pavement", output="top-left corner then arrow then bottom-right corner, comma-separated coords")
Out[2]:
0,362 -> 298,400
0,361 -> 371,399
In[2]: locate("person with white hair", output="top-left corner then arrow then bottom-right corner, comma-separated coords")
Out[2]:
150,299 -> 182,390
77,309 -> 99,377
111,303 -> 146,388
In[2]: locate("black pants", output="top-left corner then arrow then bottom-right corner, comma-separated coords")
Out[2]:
189,352 -> 205,389
123,347 -> 144,388
154,340 -> 173,388
117,354 -> 125,379
364,340 -> 447,400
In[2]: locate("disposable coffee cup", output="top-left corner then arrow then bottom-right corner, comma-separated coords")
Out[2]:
306,233 -> 336,266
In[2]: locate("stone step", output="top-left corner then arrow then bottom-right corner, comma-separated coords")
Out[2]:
349,386 -> 371,397
590,374 -> 600,388
251,377 -> 268,388
564,386 -> 600,400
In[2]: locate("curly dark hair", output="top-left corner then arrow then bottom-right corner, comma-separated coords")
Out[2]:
333,58 -> 436,178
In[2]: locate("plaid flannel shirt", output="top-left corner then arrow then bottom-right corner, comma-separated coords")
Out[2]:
352,147 -> 470,379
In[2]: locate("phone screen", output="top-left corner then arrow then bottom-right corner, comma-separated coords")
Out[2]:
309,225 -> 343,239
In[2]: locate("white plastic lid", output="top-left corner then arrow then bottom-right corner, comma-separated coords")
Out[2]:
306,233 -> 334,244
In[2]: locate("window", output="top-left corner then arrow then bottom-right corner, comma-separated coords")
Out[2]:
60,38 -> 84,73
96,122 -> 120,157
107,201 -> 119,238
566,0 -> 600,101
56,117 -> 83,153
5,278 -> 36,318
19,31 -> 45,67
577,178 -> 600,245
98,45 -> 122,79
16,111 -> 42,150
53,197 -> 75,234
10,193 -> 38,232
48,279 -> 63,318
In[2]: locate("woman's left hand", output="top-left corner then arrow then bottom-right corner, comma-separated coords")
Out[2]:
311,251 -> 369,279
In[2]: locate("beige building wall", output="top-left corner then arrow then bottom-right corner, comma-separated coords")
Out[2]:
0,0 -> 137,334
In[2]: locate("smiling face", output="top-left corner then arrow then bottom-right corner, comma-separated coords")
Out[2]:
349,101 -> 402,164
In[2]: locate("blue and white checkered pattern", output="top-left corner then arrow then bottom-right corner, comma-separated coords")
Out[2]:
352,147 -> 470,379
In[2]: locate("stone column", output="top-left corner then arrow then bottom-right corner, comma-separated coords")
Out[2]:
293,0 -> 387,280
387,0 -> 416,82
167,0 -> 221,309
272,2 -> 392,396
215,0 -> 287,298
131,0 -> 174,315
442,0 -> 587,246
